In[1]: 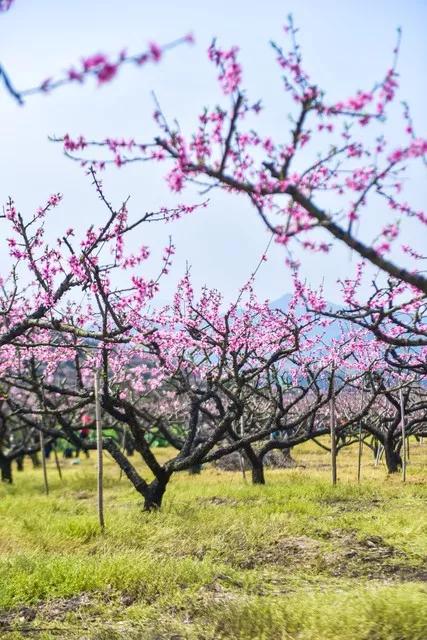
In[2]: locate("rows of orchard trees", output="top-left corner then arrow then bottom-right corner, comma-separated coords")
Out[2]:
1,259 -> 425,508
0,3 -> 426,510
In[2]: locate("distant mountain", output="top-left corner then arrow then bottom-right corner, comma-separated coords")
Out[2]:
269,293 -> 295,312
270,293 -> 342,314
269,293 -> 349,343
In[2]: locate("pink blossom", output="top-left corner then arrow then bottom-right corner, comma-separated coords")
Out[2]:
149,42 -> 162,62
96,62 -> 118,84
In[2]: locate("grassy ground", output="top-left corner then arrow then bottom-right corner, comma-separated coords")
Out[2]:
0,440 -> 426,640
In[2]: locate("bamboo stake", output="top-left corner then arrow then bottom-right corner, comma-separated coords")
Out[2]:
39,429 -> 49,495
375,441 -> 383,467
39,385 -> 49,496
329,393 -> 337,486
119,427 -> 126,481
53,445 -> 63,480
94,371 -> 105,530
399,389 -> 407,483
356,389 -> 365,483
357,422 -> 363,483
37,384 -> 49,495
239,415 -> 247,482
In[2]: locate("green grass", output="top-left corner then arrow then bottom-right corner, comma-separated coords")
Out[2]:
0,440 -> 426,639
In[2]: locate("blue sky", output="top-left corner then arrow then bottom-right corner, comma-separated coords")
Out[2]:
1,0 -> 426,305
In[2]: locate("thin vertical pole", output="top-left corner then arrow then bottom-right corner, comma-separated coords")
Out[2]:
399,389 -> 407,483
375,441 -> 382,466
53,445 -> 63,480
239,415 -> 247,482
39,430 -> 49,495
329,392 -> 337,486
357,422 -> 363,483
357,389 -> 364,483
94,371 -> 105,530
38,384 -> 49,495
119,426 -> 127,481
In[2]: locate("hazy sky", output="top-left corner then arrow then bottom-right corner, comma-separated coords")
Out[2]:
1,0 -> 426,305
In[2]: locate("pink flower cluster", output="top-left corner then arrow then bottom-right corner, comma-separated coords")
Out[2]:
0,0 -> 14,11
208,42 -> 242,95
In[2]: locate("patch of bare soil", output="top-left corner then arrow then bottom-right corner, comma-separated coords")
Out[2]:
240,535 -> 321,569
198,578 -> 240,605
322,496 -> 384,512
197,496 -> 239,506
72,490 -> 92,500
40,593 -> 94,620
237,531 -> 426,582
0,593 -> 93,633
324,531 -> 427,581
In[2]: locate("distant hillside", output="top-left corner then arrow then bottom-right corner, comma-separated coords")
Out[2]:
269,294 -> 349,342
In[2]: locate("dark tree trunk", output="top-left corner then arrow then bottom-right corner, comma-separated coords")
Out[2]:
278,447 -> 297,468
124,431 -> 135,456
384,438 -> 402,473
31,453 -> 41,468
241,446 -> 265,485
372,439 -> 380,460
189,464 -> 202,475
0,456 -> 12,483
143,474 -> 170,510
251,459 -> 265,485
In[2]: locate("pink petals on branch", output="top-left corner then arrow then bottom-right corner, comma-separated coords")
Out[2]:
208,42 -> 242,95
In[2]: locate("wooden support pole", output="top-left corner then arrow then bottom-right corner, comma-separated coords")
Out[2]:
357,422 -> 363,484
94,371 -> 105,530
329,393 -> 337,486
119,427 -> 126,481
39,429 -> 49,495
239,415 -> 247,482
53,445 -> 63,481
357,390 -> 365,483
38,385 -> 50,493
399,389 -> 407,483
375,441 -> 383,467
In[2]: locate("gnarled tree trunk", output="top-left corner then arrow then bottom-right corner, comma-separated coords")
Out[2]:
241,445 -> 265,485
30,453 -> 41,468
143,474 -> 170,510
250,459 -> 265,485
0,455 -> 12,483
383,437 -> 402,473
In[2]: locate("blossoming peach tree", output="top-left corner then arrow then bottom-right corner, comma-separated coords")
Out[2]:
1,4 -> 426,504
2,270 -> 401,503
58,16 -> 426,367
